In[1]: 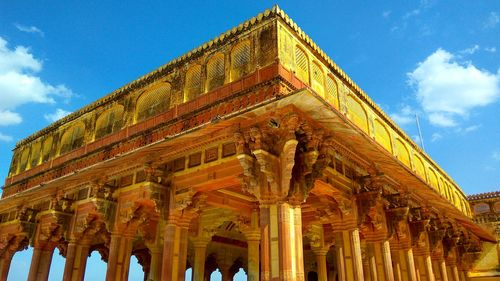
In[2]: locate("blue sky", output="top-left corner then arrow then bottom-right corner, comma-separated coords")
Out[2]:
0,1 -> 499,280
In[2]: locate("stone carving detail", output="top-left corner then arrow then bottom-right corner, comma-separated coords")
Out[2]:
409,207 -> 430,248
357,189 -> 385,235
385,193 -> 410,242
235,112 -> 334,203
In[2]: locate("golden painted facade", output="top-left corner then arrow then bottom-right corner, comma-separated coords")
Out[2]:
468,192 -> 500,280
0,6 -> 496,281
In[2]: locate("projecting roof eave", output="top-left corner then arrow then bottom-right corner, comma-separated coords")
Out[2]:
268,88 -> 495,241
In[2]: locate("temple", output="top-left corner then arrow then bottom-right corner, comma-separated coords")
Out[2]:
0,6 -> 497,281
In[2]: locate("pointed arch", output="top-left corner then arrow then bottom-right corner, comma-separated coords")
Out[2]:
347,94 -> 369,133
184,65 -> 202,102
374,119 -> 392,153
326,75 -> 339,109
135,83 -> 171,122
206,53 -> 225,92
29,141 -> 41,168
95,105 -> 124,139
230,40 -> 251,81
41,136 -> 53,163
294,45 -> 309,83
311,61 -> 324,95
59,122 -> 85,155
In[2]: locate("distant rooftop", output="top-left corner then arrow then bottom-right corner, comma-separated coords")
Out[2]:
468,191 -> 500,201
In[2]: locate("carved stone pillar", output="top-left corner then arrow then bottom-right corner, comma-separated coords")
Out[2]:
235,115 -> 319,281
409,209 -> 435,281
192,237 -> 210,281
162,219 -> 190,281
259,200 -> 305,281
28,245 -> 55,281
0,232 -> 30,281
28,210 -> 70,281
63,241 -> 90,281
148,246 -> 163,281
334,228 -> 365,281
243,227 -> 260,281
358,188 -> 394,281
105,234 -> 134,281
0,253 -> 13,281
313,249 -> 328,281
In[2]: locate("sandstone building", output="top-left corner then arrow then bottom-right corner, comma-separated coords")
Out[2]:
0,6 -> 496,281
467,192 -> 500,280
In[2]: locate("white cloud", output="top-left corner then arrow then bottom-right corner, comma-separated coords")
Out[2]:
493,151 -> 500,161
403,9 -> 420,20
390,105 -> 416,126
484,12 -> 500,29
431,133 -> 442,142
459,45 -> 480,55
408,48 -> 500,127
14,23 -> 44,37
382,10 -> 392,18
44,108 -> 71,122
464,124 -> 481,133
0,36 -> 73,120
0,110 -> 22,126
485,47 -> 496,53
0,133 -> 13,142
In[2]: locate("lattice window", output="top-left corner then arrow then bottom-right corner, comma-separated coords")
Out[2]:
18,148 -> 30,172
184,65 -> 202,102
136,83 -> 171,122
41,136 -> 53,163
295,46 -> 309,83
230,40 -> 251,81
95,106 -> 124,139
206,54 -> 225,92
59,123 -> 85,155
326,75 -> 338,108
311,61 -> 324,95
30,141 -> 41,168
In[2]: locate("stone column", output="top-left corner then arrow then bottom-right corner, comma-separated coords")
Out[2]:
335,229 -> 365,281
259,201 -> 305,281
244,229 -> 261,281
27,245 -> 55,281
368,241 -> 394,281
437,260 -> 448,281
148,246 -> 163,281
312,249 -> 328,281
0,252 -> 14,281
63,241 -> 90,281
162,220 -> 190,281
414,253 -> 435,281
105,234 -> 134,281
192,238 -> 210,281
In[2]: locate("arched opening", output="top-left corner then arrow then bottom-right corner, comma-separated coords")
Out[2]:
7,247 -> 32,281
128,255 -> 144,281
307,271 -> 319,281
228,257 -> 246,280
47,247 -> 65,281
94,105 -> 124,139
185,267 -> 193,281
58,122 -> 85,156
84,248 -> 108,281
210,268 -> 222,281
233,268 -> 247,281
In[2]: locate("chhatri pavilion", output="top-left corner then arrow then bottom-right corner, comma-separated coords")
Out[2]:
0,6 -> 497,281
